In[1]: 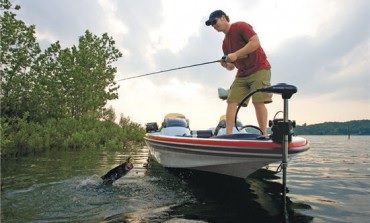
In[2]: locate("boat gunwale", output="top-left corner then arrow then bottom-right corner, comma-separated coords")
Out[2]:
144,134 -> 310,155
146,141 -> 284,158
145,133 -> 308,148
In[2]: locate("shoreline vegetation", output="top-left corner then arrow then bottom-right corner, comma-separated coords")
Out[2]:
0,112 -> 146,158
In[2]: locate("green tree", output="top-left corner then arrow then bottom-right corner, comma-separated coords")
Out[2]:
62,31 -> 122,119
99,106 -> 117,122
1,1 -> 41,118
29,42 -> 67,121
0,1 -> 144,157
1,1 -> 122,121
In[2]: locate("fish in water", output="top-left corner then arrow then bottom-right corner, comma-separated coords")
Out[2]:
101,156 -> 133,185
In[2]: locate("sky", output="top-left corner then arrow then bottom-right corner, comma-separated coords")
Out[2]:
14,0 -> 370,129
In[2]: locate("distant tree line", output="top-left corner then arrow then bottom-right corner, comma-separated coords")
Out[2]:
0,1 -> 145,157
294,120 -> 370,135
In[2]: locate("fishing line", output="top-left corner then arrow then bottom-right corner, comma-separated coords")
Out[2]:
115,58 -> 226,82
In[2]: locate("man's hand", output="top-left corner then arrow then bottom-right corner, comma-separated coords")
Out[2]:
226,53 -> 238,62
220,60 -> 235,71
220,55 -> 235,71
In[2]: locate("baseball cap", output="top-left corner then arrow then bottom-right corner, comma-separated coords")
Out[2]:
205,10 -> 226,26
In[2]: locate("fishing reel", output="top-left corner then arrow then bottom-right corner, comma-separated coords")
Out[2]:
269,118 -> 296,143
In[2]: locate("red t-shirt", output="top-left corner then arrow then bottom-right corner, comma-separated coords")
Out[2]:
222,22 -> 271,77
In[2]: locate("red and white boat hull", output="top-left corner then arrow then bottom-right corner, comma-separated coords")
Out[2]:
144,134 -> 309,178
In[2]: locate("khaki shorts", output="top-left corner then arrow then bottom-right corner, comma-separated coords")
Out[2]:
227,69 -> 272,106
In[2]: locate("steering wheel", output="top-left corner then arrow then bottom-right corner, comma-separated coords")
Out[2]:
238,125 -> 263,135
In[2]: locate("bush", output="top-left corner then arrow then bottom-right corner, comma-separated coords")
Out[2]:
0,114 -> 145,157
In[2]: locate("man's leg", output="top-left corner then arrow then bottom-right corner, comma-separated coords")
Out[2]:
253,102 -> 268,135
226,102 -> 238,134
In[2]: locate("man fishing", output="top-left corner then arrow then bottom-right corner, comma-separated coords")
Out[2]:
101,156 -> 134,185
205,10 -> 272,136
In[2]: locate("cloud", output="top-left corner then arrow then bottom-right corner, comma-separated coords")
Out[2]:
17,0 -> 104,48
15,0 -> 370,128
270,0 -> 369,101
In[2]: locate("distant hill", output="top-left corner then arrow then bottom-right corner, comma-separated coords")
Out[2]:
293,120 -> 370,135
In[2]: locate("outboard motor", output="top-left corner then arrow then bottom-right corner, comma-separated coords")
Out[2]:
145,122 -> 159,133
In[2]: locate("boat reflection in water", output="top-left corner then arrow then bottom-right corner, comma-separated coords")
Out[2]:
164,166 -> 314,223
101,149 -> 313,223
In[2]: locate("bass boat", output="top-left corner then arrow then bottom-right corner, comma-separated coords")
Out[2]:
144,84 -> 310,178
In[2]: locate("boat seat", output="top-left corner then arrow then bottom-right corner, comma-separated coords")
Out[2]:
212,133 -> 262,140
195,130 -> 214,138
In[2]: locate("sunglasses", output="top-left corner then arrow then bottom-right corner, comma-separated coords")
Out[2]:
211,18 -> 219,26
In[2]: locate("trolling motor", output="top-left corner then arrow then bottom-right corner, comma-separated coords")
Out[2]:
235,83 -> 298,221
257,83 -> 297,221
235,83 -> 298,139
257,83 -> 298,143
256,82 -> 297,99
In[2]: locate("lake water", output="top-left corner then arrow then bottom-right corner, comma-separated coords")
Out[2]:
1,135 -> 369,223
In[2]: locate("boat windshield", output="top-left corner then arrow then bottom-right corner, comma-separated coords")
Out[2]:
163,118 -> 188,128
218,120 -> 243,128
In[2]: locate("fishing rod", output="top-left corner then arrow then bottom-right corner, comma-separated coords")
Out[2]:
115,57 -> 227,82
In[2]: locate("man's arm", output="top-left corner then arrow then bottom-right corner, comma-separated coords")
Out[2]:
226,34 -> 260,62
